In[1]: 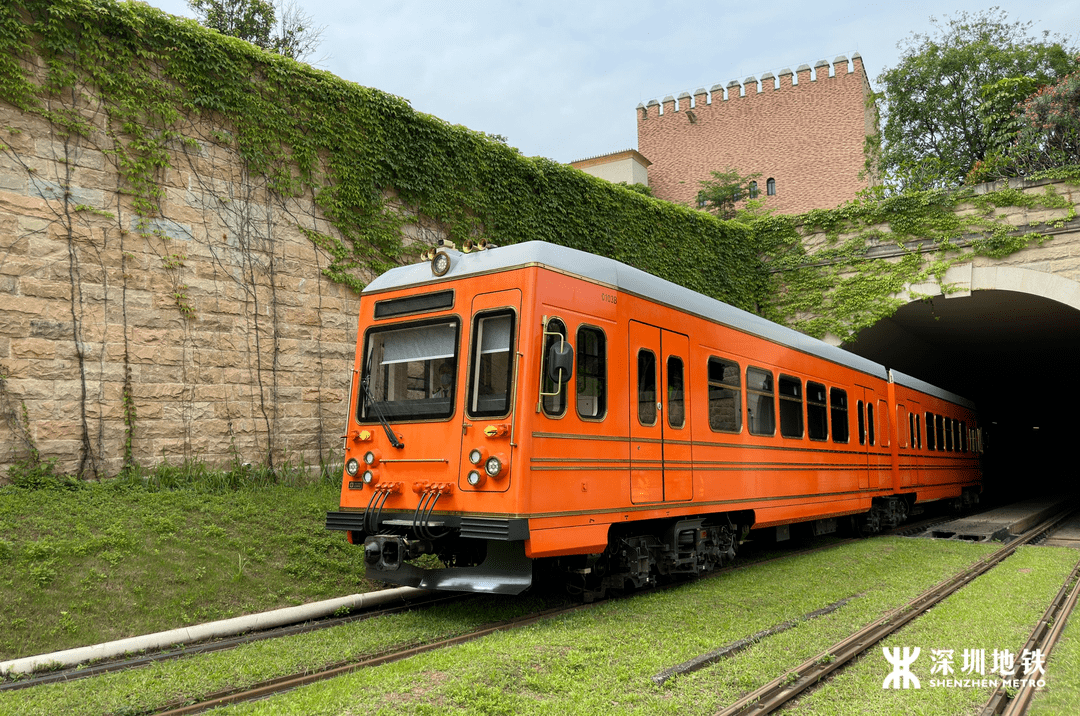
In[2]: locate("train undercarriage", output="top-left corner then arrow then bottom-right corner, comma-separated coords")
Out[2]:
330,489 -> 981,600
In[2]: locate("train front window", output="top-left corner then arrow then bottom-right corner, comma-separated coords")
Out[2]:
360,319 -> 459,421
468,311 -> 515,418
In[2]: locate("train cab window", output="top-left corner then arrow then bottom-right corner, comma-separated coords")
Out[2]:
575,326 -> 606,420
778,375 -> 804,439
866,402 -> 876,445
541,318 -> 568,417
667,356 -> 686,429
746,367 -> 775,436
830,388 -> 849,443
467,311 -> 515,418
708,357 -> 742,433
637,349 -> 658,426
924,412 -> 935,451
807,382 -> 828,441
857,400 -> 865,445
360,318 -> 460,421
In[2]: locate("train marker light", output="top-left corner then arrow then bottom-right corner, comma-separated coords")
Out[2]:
469,447 -> 487,465
364,450 -> 380,466
345,458 -> 359,476
362,470 -> 375,484
467,470 -> 484,486
431,250 -> 452,276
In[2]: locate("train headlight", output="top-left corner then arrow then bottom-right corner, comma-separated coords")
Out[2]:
467,470 -> 483,486
431,250 -> 452,276
363,450 -> 380,466
468,447 -> 486,465
345,458 -> 359,476
485,454 -> 507,478
362,470 -> 375,484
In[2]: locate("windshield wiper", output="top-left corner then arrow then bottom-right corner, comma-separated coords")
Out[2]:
361,356 -> 404,449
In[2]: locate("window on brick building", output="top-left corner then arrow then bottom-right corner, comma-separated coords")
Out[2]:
749,181 -> 759,199
766,178 -> 776,196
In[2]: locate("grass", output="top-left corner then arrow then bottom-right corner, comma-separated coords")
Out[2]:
0,535 -> 1035,716
0,458 -> 373,659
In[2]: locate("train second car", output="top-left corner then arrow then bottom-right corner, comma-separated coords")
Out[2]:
326,241 -> 982,597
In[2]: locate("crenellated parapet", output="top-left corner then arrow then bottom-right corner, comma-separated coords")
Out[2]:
637,54 -> 865,120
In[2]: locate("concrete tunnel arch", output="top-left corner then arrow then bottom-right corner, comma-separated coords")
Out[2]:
838,263 -> 1080,500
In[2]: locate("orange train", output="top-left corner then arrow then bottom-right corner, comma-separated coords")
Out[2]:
326,241 -> 982,596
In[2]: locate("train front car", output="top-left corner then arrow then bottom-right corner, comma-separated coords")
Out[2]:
326,242 -> 537,595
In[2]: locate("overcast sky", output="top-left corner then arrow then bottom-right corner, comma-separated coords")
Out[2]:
146,1 -> 1080,163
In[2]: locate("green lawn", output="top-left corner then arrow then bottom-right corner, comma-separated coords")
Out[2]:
0,469 -> 371,659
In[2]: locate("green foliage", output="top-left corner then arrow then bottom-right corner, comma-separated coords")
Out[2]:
0,0 -> 763,312
697,167 -> 763,220
761,181 -> 1074,341
188,0 -> 275,51
871,8 -> 1076,191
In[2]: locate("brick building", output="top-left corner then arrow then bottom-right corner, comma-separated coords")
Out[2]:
635,54 -> 877,215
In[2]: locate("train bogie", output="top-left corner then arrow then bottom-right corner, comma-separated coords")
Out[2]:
326,241 -> 983,595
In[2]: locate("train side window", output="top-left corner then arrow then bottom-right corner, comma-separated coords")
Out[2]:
936,413 -> 945,451
576,326 -> 606,420
637,349 -> 658,426
915,414 -> 922,449
746,367 -> 775,436
925,412 -> 935,451
707,357 -> 742,433
667,356 -> 686,429
830,388 -> 849,443
467,311 -> 515,419
778,374 -> 803,439
943,417 -> 953,452
867,402 -> 875,445
857,400 -> 865,445
960,421 -> 967,452
807,382 -> 828,441
541,318 -> 568,417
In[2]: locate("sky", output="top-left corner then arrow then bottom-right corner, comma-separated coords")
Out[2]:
146,1 -> 1080,164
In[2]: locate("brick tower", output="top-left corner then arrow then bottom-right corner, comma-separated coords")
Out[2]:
636,54 -> 876,215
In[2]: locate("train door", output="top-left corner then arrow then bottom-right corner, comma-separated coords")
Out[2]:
629,321 -> 693,503
854,385 -> 875,490
459,289 -> 521,492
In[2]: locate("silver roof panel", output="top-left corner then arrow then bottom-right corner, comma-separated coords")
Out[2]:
366,241 -> 892,380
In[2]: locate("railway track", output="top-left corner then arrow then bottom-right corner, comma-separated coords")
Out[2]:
713,504 -> 1079,716
0,506 -> 987,713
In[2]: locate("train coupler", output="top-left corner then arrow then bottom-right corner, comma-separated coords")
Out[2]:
364,535 -> 433,571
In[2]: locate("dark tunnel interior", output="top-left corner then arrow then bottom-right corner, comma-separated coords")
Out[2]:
841,290 -> 1080,503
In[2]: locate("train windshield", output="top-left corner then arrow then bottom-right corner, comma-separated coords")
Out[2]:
360,319 -> 459,421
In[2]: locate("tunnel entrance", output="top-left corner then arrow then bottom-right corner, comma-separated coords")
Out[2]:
841,289 -> 1080,501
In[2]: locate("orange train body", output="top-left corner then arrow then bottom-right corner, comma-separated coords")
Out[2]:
327,242 -> 982,595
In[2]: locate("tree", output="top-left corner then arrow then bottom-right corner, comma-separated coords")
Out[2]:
697,168 -> 763,220
869,8 -> 1075,191
187,0 -> 325,62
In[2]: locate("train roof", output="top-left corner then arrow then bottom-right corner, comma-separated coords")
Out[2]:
365,241 -> 971,405
889,369 -> 977,411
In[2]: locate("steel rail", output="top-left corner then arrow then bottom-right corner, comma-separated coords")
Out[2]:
981,553 -> 1080,715
713,505 -> 1078,716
